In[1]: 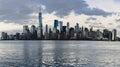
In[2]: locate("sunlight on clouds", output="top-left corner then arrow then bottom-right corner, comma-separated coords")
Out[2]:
0,22 -> 22,32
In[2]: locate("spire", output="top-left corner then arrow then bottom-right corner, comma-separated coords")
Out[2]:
39,5 -> 42,13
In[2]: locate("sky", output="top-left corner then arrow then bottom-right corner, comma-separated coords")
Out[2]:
0,0 -> 120,36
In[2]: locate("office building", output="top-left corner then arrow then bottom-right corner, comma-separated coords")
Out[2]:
66,22 -> 70,39
44,24 -> 49,39
96,30 -> 103,40
1,32 -> 8,40
112,29 -> 117,41
15,33 -> 20,40
54,20 -> 59,28
30,25 -> 37,39
58,21 -> 63,33
69,28 -> 75,39
37,26 -> 43,39
39,12 -> 42,27
84,28 -> 89,39
23,25 -> 31,40
37,11 -> 43,39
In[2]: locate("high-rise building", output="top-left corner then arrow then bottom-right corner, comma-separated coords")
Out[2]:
1,32 -> 8,40
53,20 -> 59,34
30,25 -> 36,34
54,20 -> 59,28
76,23 -> 80,33
23,25 -> 31,40
39,12 -> 42,27
84,28 -> 89,39
66,22 -> 70,39
44,24 -> 49,39
96,30 -> 103,40
59,21 -> 63,33
108,31 -> 112,41
30,25 -> 37,39
23,25 -> 30,34
62,26 -> 67,33
69,28 -> 75,39
112,29 -> 117,41
103,29 -> 109,39
15,33 -> 20,40
37,11 -> 43,39
37,26 -> 43,39
45,24 -> 48,33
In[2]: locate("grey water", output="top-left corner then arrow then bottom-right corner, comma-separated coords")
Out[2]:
0,41 -> 120,67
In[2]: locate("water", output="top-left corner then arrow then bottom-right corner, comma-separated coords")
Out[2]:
0,41 -> 120,67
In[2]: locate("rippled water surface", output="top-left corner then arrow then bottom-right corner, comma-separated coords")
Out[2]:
0,41 -> 120,67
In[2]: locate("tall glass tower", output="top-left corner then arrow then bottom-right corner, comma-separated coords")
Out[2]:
39,12 -> 42,27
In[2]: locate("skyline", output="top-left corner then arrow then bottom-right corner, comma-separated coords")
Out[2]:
0,0 -> 120,36
1,12 -> 119,41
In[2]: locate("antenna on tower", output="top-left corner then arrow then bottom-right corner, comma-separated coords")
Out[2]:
39,5 -> 42,13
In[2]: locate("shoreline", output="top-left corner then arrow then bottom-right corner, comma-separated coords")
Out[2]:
0,40 -> 119,42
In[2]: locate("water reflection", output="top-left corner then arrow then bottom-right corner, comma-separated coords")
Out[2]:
23,41 -> 44,67
0,41 -> 120,67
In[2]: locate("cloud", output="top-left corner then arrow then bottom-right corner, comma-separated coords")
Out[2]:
38,0 -> 111,17
0,0 -> 111,24
87,17 -> 97,20
0,0 -> 38,24
116,19 -> 120,22
86,0 -> 120,12
114,0 -> 120,2
117,25 -> 120,28
108,23 -> 113,25
0,22 -> 22,32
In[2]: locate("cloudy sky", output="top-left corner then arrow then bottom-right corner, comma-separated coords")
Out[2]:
0,0 -> 120,36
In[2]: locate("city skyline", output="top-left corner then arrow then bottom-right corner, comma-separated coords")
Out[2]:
0,0 -> 120,36
1,12 -> 119,41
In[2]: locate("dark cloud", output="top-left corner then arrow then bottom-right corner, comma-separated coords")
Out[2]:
37,0 -> 111,17
117,25 -> 120,28
0,0 -> 111,24
87,17 -> 97,21
108,23 -> 113,25
116,19 -> 120,22
0,0 -> 38,24
85,21 -> 105,28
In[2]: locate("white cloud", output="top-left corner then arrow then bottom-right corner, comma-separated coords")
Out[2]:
0,22 -> 22,34
85,0 -> 120,12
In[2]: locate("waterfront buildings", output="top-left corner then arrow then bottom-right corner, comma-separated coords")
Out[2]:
1,12 -> 119,41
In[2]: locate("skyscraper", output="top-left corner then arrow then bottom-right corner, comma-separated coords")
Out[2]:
45,24 -> 48,33
30,25 -> 37,39
54,20 -> 59,28
23,25 -> 31,40
30,25 -> 36,34
66,22 -> 69,33
58,21 -> 63,33
1,32 -> 8,40
44,24 -> 49,39
53,20 -> 59,33
112,29 -> 117,41
39,12 -> 42,27
37,10 -> 43,39
23,25 -> 30,34
37,26 -> 43,39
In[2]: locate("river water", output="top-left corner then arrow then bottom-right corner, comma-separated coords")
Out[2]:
0,41 -> 120,67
